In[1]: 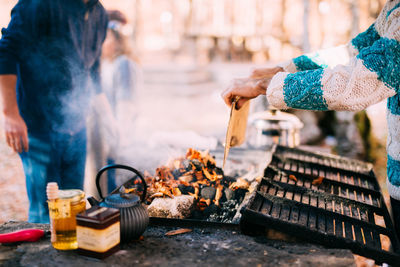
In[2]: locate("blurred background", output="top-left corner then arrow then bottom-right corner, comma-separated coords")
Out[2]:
0,0 -> 388,225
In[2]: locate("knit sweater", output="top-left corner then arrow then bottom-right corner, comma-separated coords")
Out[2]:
267,0 -> 400,200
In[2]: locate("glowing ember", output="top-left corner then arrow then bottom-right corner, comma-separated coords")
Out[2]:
312,176 -> 324,186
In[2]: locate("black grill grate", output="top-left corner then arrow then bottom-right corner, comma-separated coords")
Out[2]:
270,155 -> 380,195
240,146 -> 400,265
274,145 -> 374,175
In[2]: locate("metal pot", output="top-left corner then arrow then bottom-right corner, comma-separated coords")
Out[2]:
248,109 -> 303,148
88,164 -> 149,243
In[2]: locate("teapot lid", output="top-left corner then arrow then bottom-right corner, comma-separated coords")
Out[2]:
104,193 -> 140,208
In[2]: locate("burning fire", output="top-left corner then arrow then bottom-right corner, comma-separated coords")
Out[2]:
143,148 -> 249,212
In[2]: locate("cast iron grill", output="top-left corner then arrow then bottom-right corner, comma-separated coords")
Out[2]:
241,146 -> 400,265
270,155 -> 380,193
274,145 -> 373,175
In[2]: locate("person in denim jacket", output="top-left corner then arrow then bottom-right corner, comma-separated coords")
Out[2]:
0,0 -> 110,223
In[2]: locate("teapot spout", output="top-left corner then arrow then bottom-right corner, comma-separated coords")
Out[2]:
87,196 -> 100,207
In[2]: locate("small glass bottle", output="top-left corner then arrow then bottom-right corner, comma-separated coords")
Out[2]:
47,182 -> 86,250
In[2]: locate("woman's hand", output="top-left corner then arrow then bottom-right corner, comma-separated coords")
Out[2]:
221,66 -> 284,109
221,78 -> 270,109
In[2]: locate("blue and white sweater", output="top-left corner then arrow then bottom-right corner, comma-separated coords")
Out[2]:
267,0 -> 400,200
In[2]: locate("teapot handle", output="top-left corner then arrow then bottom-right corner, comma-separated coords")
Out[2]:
95,164 -> 147,203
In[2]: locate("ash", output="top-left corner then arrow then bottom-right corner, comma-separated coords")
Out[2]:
191,189 -> 247,223
205,199 -> 240,223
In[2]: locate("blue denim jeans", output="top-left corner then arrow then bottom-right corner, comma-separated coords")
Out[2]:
19,129 -> 87,223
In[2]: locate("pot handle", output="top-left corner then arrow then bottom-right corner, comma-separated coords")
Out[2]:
95,164 -> 147,203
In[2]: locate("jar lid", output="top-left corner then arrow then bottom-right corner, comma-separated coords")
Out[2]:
59,189 -> 85,204
249,109 -> 303,130
76,206 -> 120,227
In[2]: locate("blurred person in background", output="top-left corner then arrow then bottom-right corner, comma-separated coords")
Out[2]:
222,0 -> 400,238
0,0 -> 118,223
86,11 -> 142,193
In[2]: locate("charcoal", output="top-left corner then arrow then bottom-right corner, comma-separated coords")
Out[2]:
190,210 -> 203,220
206,160 -> 217,169
182,160 -> 191,171
190,159 -> 203,171
224,188 -> 235,200
234,189 -> 247,202
221,200 -> 239,217
207,213 -> 221,222
206,199 -> 239,223
178,184 -> 195,194
194,171 -> 203,181
214,167 -> 224,176
221,176 -> 236,188
172,169 -> 182,179
219,194 -> 227,203
201,186 -> 216,200
203,204 -> 220,217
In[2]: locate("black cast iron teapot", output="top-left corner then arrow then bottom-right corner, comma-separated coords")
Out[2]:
88,164 -> 149,242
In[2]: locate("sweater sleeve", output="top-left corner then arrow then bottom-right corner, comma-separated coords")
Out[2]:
0,0 -> 46,75
267,29 -> 400,112
278,23 -> 381,73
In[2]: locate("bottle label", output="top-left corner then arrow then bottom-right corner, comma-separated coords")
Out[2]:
48,199 -> 71,219
77,222 -> 120,252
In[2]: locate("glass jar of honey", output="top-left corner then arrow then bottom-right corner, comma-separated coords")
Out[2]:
48,188 -> 86,250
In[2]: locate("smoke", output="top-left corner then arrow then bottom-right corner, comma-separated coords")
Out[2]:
19,30 -> 97,135
83,61 -> 225,195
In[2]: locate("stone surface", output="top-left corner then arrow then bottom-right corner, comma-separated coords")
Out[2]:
147,195 -> 195,219
0,221 -> 355,267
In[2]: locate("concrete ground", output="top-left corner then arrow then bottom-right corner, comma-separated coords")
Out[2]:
0,221 -> 355,267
